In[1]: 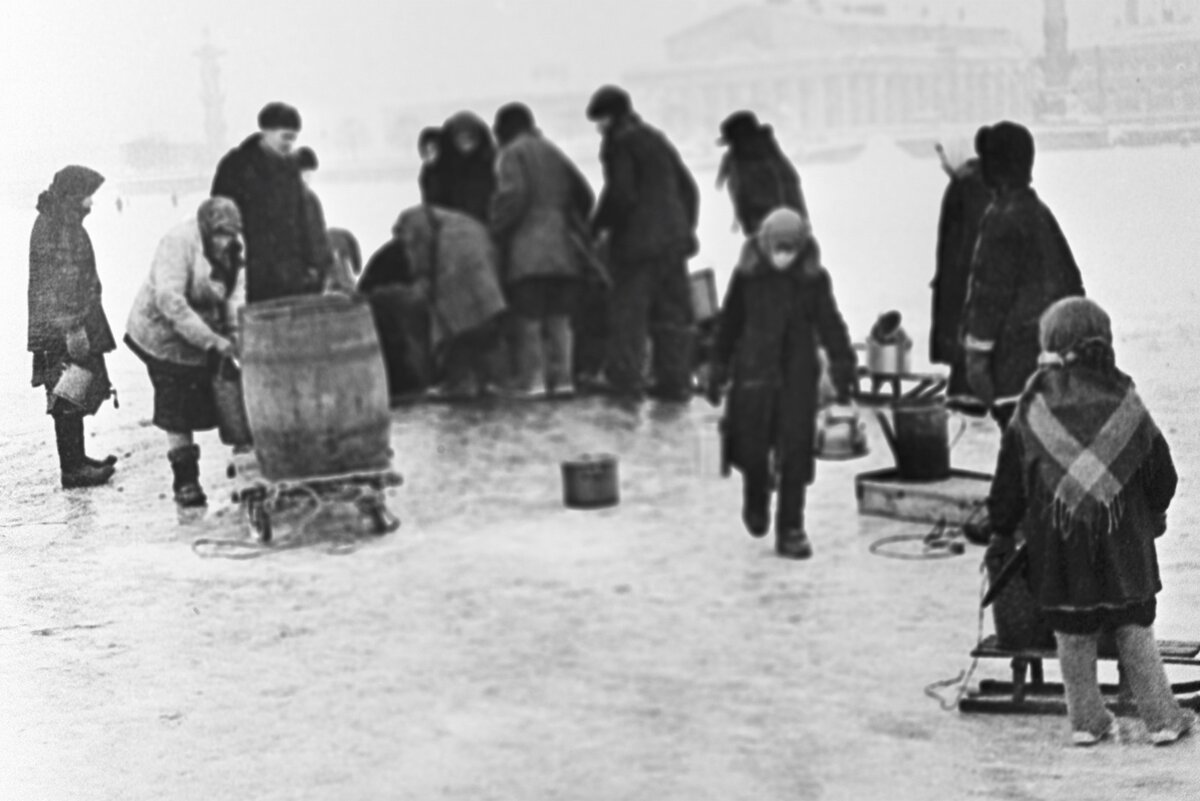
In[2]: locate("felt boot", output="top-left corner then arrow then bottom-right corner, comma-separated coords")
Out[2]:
168,444 -> 206,507
56,415 -> 114,489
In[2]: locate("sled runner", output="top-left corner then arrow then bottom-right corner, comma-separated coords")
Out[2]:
959,635 -> 1200,715
226,450 -> 402,544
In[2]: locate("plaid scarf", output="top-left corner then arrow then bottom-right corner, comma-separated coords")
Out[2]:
1015,365 -> 1158,541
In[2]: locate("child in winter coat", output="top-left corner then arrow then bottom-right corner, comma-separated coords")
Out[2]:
987,296 -> 1194,746
707,208 -> 857,559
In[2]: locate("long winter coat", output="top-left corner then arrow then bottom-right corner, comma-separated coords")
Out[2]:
712,241 -> 857,484
425,113 -> 496,225
490,130 -> 595,285
125,219 -> 244,368
962,187 -> 1085,401
930,158 -> 991,365
592,115 -> 699,266
27,172 -> 117,414
717,128 -> 806,235
211,134 -> 330,303
387,205 -> 506,352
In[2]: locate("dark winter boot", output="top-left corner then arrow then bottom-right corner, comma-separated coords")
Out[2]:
741,479 -> 770,539
775,528 -> 813,560
775,479 -> 812,559
168,444 -> 207,507
55,415 -> 114,489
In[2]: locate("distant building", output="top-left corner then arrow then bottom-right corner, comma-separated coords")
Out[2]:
1071,0 -> 1200,129
621,2 -> 1034,149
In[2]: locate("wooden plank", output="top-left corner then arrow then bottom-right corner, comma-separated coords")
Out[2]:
855,468 -> 991,526
972,634 -> 1200,662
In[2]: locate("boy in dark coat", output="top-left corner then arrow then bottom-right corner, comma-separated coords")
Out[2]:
587,84 -> 700,402
987,297 -> 1194,746
961,121 -> 1084,428
715,110 -> 807,235
707,209 -> 857,559
27,165 -> 118,488
211,102 -> 330,303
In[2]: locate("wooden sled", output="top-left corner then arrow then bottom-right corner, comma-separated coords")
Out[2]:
959,634 -> 1200,715
227,451 -> 402,543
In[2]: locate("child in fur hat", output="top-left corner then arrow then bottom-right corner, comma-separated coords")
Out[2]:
707,208 -> 857,559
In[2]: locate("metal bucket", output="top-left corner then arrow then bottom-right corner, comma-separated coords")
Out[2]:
866,338 -> 912,376
875,397 -> 966,481
212,357 -> 253,448
51,363 -> 95,409
561,453 -> 619,509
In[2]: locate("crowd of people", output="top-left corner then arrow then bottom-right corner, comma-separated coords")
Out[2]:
24,87 -> 1193,746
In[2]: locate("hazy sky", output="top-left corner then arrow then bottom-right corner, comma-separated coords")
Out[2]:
0,0 -> 1120,183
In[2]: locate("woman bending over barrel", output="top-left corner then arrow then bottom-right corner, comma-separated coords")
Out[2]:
987,297 -> 1194,746
125,198 -> 244,507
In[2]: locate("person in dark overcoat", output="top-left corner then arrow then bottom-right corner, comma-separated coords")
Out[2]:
986,297 -> 1194,746
27,165 -> 118,489
930,137 -> 992,400
587,84 -> 700,402
425,111 -> 496,225
211,102 -> 331,303
490,102 -> 595,398
715,110 -> 807,235
707,209 -> 857,559
962,120 -> 1085,429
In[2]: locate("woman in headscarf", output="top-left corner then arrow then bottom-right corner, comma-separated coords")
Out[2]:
125,198 -> 245,507
425,111 -> 496,225
987,297 -> 1194,747
707,208 -> 857,560
715,110 -> 806,236
27,165 -> 118,489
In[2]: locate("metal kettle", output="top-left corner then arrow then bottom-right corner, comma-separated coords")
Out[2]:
814,403 -> 869,461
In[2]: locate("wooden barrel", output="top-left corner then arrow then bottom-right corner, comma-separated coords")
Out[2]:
241,294 -> 391,480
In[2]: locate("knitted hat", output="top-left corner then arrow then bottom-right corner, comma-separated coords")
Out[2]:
257,102 -> 302,131
758,207 -> 812,253
586,85 -> 632,120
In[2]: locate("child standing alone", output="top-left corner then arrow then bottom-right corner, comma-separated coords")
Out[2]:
707,208 -> 858,559
987,297 -> 1195,746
